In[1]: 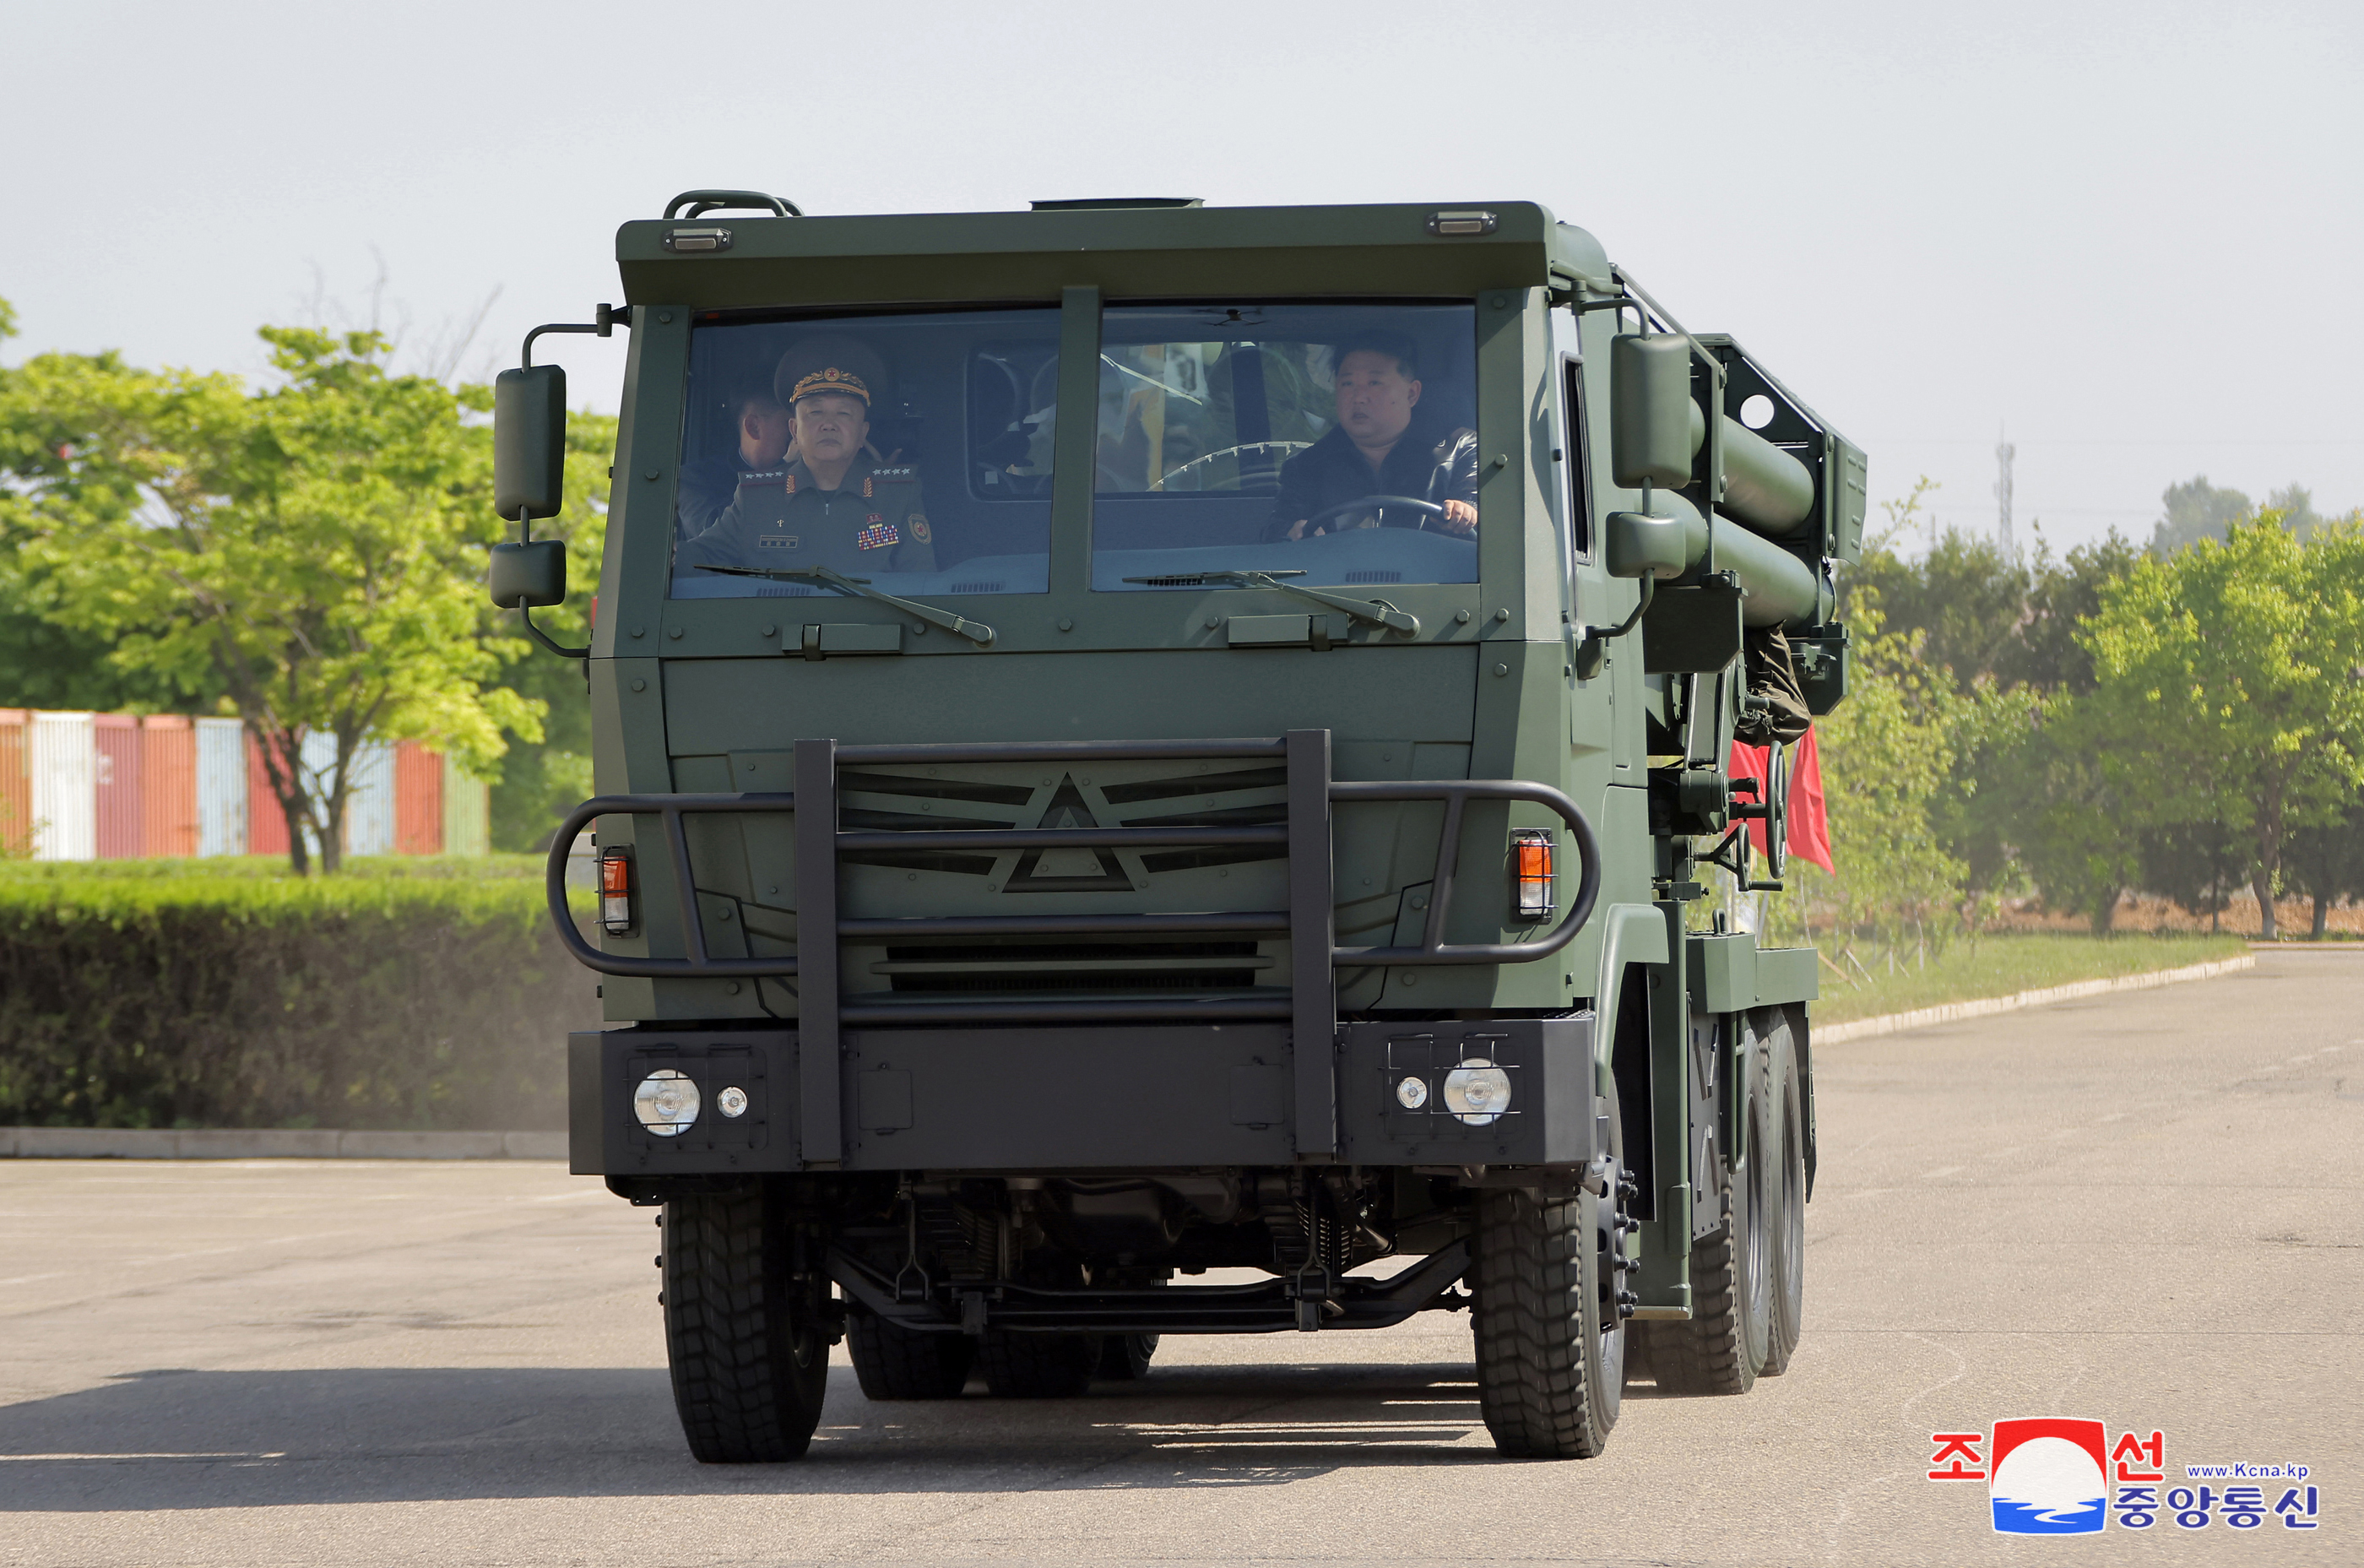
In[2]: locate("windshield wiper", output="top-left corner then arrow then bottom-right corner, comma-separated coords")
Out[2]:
696,562 -> 996,646
1120,568 -> 1420,636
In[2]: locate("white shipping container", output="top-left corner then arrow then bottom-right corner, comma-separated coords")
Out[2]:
28,711 -> 97,862
344,740 -> 396,857
194,717 -> 247,856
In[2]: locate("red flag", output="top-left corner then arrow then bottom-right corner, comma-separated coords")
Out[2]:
1787,726 -> 1832,872
1727,727 -> 1833,874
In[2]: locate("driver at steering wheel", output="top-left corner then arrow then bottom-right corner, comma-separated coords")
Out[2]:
1266,331 -> 1478,541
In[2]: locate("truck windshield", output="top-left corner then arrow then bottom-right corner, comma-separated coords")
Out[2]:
1091,302 -> 1479,592
670,307 -> 1060,600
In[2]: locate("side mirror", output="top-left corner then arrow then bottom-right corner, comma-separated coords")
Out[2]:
1602,510 -> 1690,580
490,540 -> 566,610
1609,334 -> 1695,490
494,365 -> 567,520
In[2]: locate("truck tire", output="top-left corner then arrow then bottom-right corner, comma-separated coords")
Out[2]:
975,1332 -> 1098,1397
846,1308 -> 974,1399
1096,1333 -> 1158,1381
661,1186 -> 829,1462
1758,1013 -> 1807,1376
1645,1017 -> 1773,1395
1472,1185 -> 1622,1458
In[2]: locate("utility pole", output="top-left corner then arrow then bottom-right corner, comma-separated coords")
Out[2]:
1993,425 -> 2016,559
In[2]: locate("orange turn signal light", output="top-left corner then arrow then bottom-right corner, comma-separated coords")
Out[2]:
1514,830 -> 1554,920
599,847 -> 635,936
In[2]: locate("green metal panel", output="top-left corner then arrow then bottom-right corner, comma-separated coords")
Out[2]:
1754,945 -> 1821,1007
1686,932 -> 1757,1015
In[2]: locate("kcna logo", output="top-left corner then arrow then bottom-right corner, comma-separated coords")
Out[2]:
1928,1421 -> 2322,1535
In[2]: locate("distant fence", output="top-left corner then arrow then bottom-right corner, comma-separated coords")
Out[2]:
0,710 -> 488,861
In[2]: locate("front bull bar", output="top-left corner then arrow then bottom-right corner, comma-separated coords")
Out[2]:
544,730 -> 1599,1158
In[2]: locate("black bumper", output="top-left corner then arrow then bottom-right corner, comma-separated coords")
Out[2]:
571,1016 -> 1597,1176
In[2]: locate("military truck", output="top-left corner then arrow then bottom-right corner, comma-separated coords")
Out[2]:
489,192 -> 1862,1463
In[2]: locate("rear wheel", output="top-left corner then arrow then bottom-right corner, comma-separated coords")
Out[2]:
1096,1333 -> 1158,1381
661,1186 -> 830,1462
1646,1017 -> 1771,1395
1759,1012 -> 1807,1376
1472,1169 -> 1624,1458
846,1308 -> 974,1399
976,1331 -> 1098,1397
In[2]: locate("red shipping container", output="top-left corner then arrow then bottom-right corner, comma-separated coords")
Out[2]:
394,741 -> 444,855
246,728 -> 293,857
141,715 -> 199,858
95,713 -> 143,859
0,710 -> 26,857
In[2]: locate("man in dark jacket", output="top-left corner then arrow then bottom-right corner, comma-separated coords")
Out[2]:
1266,331 -> 1478,541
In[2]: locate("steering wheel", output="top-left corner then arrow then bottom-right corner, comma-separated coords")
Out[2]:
1157,439 -> 1313,491
1299,494 -> 1450,534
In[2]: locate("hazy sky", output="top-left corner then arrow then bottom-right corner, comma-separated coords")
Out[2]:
6,0 -> 2358,554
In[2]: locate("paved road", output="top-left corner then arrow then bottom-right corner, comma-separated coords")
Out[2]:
2,952 -> 2355,1565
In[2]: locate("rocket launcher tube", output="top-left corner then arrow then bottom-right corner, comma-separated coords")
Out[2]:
1656,491 -> 1823,627
1686,401 -> 1818,538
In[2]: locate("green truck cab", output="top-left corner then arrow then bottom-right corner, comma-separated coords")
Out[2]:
491,192 -> 1862,1462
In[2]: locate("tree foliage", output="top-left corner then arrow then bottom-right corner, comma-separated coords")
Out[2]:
1,324 -> 544,871
2079,518 -> 2364,938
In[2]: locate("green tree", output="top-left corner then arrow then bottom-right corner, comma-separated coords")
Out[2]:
1998,529 -> 2141,693
2150,475 -> 2253,556
8,328 -> 542,872
2081,519 -> 2364,939
1794,598 -> 1969,952
2284,801 -> 2364,941
0,308 -> 217,713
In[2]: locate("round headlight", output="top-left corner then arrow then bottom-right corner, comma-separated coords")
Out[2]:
1443,1060 -> 1512,1126
1396,1075 -> 1429,1110
634,1069 -> 700,1136
716,1086 -> 749,1119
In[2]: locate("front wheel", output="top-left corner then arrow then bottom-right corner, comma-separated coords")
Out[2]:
661,1185 -> 830,1462
1472,1183 -> 1623,1459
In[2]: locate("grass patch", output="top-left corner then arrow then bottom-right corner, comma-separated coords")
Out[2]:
1808,931 -> 2249,1025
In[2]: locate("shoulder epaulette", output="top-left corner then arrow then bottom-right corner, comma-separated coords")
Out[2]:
735,469 -> 785,486
870,465 -> 919,482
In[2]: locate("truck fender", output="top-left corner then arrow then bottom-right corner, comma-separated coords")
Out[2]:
1591,903 -> 1669,1085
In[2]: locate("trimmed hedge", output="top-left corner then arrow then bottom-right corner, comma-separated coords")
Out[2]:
0,856 -> 596,1131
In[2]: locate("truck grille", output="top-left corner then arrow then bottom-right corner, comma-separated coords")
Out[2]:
876,939 -> 1269,994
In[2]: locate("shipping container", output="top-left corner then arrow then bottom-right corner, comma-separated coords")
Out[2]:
394,741 -> 443,855
141,715 -> 198,858
442,751 -> 489,856
195,717 -> 247,857
245,729 -> 292,858
29,712 -> 97,862
344,740 -> 396,857
94,713 -> 142,858
0,710 -> 27,857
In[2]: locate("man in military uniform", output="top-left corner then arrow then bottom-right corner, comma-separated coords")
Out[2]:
675,385 -> 793,540
685,364 -> 937,576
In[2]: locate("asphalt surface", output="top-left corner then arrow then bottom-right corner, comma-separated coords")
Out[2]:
2,951 -> 2355,1565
